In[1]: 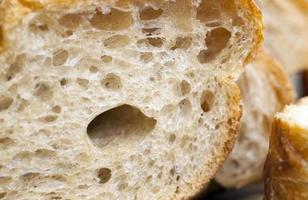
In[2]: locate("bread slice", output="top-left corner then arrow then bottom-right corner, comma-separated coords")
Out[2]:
216,50 -> 294,188
0,0 -> 262,199
264,97 -> 308,200
255,0 -> 308,75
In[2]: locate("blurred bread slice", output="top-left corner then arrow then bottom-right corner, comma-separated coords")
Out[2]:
216,50 -> 294,188
255,0 -> 308,75
0,0 -> 262,199
264,97 -> 308,200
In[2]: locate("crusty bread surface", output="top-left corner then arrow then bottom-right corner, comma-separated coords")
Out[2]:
216,50 -> 294,188
264,97 -> 308,200
0,0 -> 262,199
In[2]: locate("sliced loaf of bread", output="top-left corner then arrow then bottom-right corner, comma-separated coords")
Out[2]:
0,0 -> 262,199
216,50 -> 294,188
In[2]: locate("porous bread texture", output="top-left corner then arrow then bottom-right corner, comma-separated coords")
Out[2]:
264,97 -> 308,200
216,50 -> 294,188
255,0 -> 308,75
0,0 -> 262,199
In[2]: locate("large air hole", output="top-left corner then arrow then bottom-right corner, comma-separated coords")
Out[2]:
87,105 -> 157,148
89,9 -> 133,31
139,7 -> 163,20
292,70 -> 308,98
198,27 -> 231,63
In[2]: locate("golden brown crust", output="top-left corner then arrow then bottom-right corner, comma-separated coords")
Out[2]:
264,104 -> 308,200
294,0 -> 308,12
241,0 -> 264,65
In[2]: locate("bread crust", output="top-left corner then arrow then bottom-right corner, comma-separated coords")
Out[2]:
240,0 -> 263,65
264,102 -> 308,200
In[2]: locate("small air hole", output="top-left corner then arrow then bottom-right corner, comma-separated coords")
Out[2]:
89,9 -> 133,31
147,38 -> 163,47
140,52 -> 153,63
171,36 -> 192,50
52,49 -> 69,66
118,182 -> 128,191
0,192 -> 7,199
146,175 -> 152,183
101,73 -> 122,90
140,7 -> 163,20
169,134 -> 176,144
101,55 -> 113,63
52,105 -> 61,113
6,54 -> 26,81
0,137 -> 15,148
33,82 -> 53,101
59,13 -> 84,29
97,168 -> 112,184
169,167 -> 176,176
28,14 -> 52,33
60,78 -> 68,86
148,160 -> 155,167
104,35 -> 130,48
0,95 -> 13,111
40,115 -> 58,123
20,172 -> 40,182
180,80 -> 191,96
142,28 -> 160,36
179,99 -> 192,116
76,78 -> 89,89
196,0 -> 221,23
201,90 -> 215,112
152,186 -> 160,193
61,30 -> 73,37
89,66 -> 99,73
